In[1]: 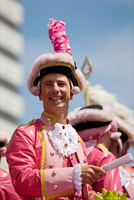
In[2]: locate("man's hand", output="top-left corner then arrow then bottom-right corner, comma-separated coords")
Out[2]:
81,165 -> 106,185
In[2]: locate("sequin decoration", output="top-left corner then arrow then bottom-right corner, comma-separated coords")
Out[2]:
57,132 -> 62,139
69,137 -> 72,143
64,143 -> 68,148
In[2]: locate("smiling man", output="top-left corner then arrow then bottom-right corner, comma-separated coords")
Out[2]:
39,73 -> 72,124
6,18 -> 105,200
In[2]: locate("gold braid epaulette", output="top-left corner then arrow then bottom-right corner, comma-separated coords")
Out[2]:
97,143 -> 109,153
17,119 -> 36,129
23,119 -> 36,129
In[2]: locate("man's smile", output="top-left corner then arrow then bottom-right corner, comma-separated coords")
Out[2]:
50,96 -> 63,100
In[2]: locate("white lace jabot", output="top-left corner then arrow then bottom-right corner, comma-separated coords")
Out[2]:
48,123 -> 78,157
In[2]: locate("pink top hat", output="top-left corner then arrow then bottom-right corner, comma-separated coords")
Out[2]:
27,18 -> 86,97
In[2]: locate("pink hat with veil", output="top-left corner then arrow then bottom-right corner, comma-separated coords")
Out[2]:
27,18 -> 86,97
68,104 -> 117,155
0,130 -> 10,157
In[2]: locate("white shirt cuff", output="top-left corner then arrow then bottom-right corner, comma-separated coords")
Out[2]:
73,163 -> 82,194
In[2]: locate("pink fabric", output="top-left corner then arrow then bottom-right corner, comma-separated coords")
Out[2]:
124,165 -> 134,198
61,155 -> 83,200
68,104 -> 115,127
30,80 -> 40,96
87,147 -> 123,193
82,134 -> 101,142
48,18 -> 72,56
69,78 -> 80,95
6,112 -> 89,200
113,116 -> 134,142
0,168 -> 22,200
78,123 -> 115,155
110,131 -> 123,156
0,130 -> 10,157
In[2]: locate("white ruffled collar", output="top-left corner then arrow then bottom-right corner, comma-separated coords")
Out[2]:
48,123 -> 78,157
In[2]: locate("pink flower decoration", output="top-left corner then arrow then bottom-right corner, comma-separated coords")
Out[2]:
71,86 -> 80,95
31,86 -> 40,96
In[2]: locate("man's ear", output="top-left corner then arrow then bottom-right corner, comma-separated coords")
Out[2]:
39,94 -> 42,101
70,93 -> 73,100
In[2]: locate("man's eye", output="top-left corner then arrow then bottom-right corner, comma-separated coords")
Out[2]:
46,83 -> 52,86
59,83 -> 65,86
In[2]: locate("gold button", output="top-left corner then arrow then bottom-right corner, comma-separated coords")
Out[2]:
74,198 -> 76,200
52,171 -> 57,176
50,152 -> 54,156
71,157 -> 73,160
83,159 -> 87,163
47,131 -> 50,135
53,185 -> 58,190
78,139 -> 80,143
47,118 -> 51,122
131,173 -> 134,177
49,163 -> 54,168
89,135 -> 93,139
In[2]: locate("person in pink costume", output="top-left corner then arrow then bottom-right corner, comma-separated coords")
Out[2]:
108,115 -> 134,198
68,104 -> 123,197
6,18 -> 105,200
0,130 -> 22,200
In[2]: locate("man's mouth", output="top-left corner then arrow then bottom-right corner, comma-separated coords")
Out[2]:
50,97 -> 63,100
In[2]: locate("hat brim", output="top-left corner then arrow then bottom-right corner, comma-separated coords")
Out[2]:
73,120 -> 112,131
32,62 -> 80,88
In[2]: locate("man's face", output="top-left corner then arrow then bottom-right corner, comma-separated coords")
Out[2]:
39,73 -> 72,115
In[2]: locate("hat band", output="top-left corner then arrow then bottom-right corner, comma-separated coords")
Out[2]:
32,62 -> 80,88
82,134 -> 101,142
118,126 -> 130,143
73,120 -> 112,131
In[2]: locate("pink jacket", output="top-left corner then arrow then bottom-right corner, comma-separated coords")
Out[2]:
6,111 -> 89,200
123,165 -> 134,198
87,145 -> 123,193
0,168 -> 22,200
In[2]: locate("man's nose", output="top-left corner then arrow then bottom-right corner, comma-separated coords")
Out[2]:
53,83 -> 60,92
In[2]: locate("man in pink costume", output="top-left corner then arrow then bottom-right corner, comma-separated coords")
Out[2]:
6,18 -> 105,200
0,130 -> 22,200
108,115 -> 134,198
68,104 -> 123,197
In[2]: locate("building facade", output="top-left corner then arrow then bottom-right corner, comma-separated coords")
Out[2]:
0,0 -> 24,168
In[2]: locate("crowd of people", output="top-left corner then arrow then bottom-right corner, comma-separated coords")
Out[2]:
0,18 -> 134,200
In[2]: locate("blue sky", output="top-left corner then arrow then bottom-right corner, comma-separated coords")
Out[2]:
20,0 -> 134,157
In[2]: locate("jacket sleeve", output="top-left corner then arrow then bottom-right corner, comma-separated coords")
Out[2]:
87,148 -> 123,193
0,169 -> 22,200
6,126 -> 74,199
